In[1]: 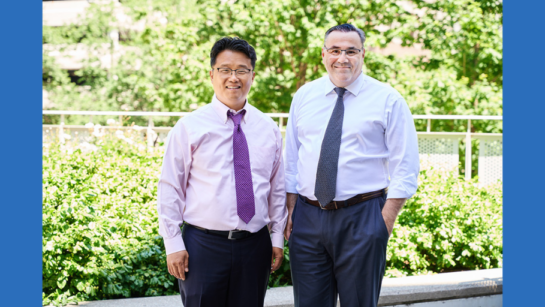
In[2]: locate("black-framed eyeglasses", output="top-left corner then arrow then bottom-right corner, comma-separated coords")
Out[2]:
323,46 -> 363,57
213,67 -> 253,77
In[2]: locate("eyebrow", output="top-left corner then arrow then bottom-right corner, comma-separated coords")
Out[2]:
327,45 -> 360,49
217,64 -> 251,68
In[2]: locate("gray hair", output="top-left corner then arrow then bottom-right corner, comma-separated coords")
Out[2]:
324,24 -> 366,48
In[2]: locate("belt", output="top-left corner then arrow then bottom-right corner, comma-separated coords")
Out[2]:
301,188 -> 387,210
185,223 -> 264,240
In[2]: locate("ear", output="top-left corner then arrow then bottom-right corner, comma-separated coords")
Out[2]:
209,70 -> 213,82
362,48 -> 366,60
322,48 -> 327,66
251,71 -> 256,82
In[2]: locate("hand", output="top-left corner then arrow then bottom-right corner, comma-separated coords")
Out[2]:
271,247 -> 284,272
381,213 -> 395,237
167,250 -> 189,280
284,214 -> 293,241
381,198 -> 407,237
284,193 -> 298,241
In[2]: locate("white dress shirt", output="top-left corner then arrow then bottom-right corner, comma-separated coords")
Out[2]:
284,72 -> 419,200
157,95 -> 287,255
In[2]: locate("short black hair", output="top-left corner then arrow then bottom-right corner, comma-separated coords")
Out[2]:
210,37 -> 257,69
324,24 -> 366,48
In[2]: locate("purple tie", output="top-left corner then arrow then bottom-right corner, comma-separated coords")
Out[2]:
228,110 -> 255,224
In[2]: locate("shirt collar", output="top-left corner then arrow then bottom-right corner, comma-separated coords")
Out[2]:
211,94 -> 249,124
324,72 -> 365,97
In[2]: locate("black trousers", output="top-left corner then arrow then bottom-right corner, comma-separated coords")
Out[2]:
289,194 -> 389,307
178,225 -> 272,307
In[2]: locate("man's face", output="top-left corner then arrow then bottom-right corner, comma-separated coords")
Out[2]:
322,31 -> 365,88
209,50 -> 255,107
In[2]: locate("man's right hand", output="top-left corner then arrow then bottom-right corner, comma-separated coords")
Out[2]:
284,193 -> 298,241
284,214 -> 293,241
167,250 -> 189,280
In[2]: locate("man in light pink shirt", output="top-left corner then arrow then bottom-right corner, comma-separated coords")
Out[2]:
157,37 -> 287,307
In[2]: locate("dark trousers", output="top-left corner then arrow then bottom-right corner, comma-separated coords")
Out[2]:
178,225 -> 272,307
289,194 -> 389,307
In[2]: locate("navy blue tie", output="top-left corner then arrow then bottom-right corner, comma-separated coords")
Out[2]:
315,87 -> 347,207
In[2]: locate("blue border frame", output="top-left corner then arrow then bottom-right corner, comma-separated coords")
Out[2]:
504,0 -> 545,305
0,1 -> 42,305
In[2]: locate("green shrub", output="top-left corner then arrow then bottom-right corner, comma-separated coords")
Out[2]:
43,135 -> 502,306
43,136 -> 172,306
385,170 -> 502,277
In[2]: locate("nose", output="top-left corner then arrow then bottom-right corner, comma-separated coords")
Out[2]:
227,72 -> 240,81
337,51 -> 349,63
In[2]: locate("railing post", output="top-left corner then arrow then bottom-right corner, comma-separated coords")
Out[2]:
119,115 -> 123,127
427,118 -> 431,133
279,117 -> 284,131
465,119 -> 472,180
147,117 -> 154,148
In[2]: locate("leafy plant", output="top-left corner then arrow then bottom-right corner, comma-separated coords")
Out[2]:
43,0 -> 502,118
43,134 -> 173,306
385,168 -> 502,277
43,133 -> 502,306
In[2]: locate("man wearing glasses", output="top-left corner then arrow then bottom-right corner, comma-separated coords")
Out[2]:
284,24 -> 419,307
157,37 -> 287,307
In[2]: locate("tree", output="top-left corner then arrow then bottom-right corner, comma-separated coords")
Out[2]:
43,0 -> 502,127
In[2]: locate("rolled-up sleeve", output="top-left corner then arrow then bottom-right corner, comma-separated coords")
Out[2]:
284,93 -> 301,194
268,126 -> 288,249
157,121 -> 192,254
385,97 -> 420,199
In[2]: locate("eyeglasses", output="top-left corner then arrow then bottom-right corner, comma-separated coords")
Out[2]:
213,67 -> 253,77
323,46 -> 363,57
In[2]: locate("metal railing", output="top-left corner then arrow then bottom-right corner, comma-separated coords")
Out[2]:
43,110 -> 503,181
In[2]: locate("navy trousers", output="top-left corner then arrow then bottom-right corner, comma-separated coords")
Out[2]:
289,194 -> 389,307
178,225 -> 272,307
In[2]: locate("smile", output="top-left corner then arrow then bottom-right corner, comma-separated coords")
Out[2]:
226,86 -> 241,89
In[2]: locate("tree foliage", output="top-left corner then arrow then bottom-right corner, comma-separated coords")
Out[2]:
43,0 -> 502,127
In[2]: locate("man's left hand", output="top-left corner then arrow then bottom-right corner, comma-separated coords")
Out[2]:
381,198 -> 407,237
381,213 -> 396,237
271,247 -> 283,272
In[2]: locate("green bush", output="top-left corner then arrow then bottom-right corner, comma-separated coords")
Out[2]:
43,135 -> 502,305
386,169 -> 502,277
43,135 -> 172,306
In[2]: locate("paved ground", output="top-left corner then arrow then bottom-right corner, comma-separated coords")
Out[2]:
51,286 -> 294,307
48,269 -> 502,307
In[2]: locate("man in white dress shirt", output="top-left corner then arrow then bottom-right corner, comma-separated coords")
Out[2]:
157,37 -> 287,307
283,24 -> 420,307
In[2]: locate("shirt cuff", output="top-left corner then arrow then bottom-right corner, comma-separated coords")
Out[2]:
387,179 -> 416,199
163,234 -> 186,255
271,232 -> 285,249
285,174 -> 298,194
